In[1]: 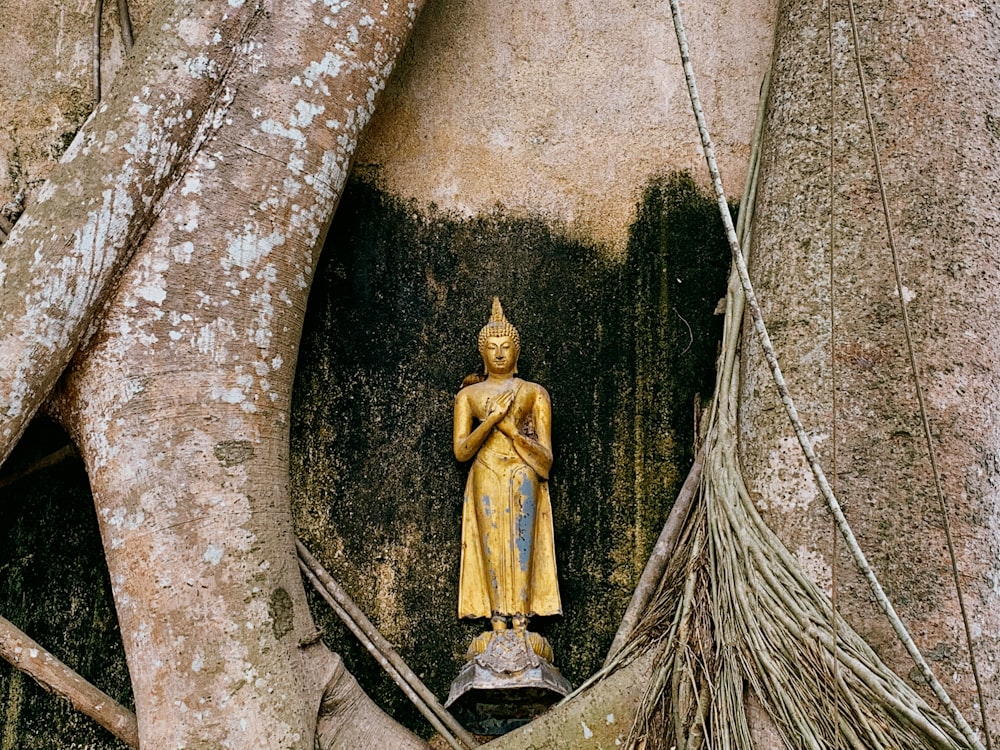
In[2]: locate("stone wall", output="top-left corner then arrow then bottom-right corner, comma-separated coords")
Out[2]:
354,0 -> 775,255
290,172 -> 732,728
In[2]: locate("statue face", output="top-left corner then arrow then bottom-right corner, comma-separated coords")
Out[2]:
483,335 -> 518,376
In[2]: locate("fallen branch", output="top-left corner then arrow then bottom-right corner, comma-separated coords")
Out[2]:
0,615 -> 137,748
296,539 -> 479,750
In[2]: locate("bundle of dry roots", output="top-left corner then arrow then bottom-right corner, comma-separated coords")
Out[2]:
623,439 -> 973,748
604,265 -> 975,750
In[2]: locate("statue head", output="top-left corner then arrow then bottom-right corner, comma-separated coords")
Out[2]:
478,298 -> 520,375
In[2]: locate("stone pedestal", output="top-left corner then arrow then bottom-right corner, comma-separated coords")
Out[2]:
445,630 -> 572,735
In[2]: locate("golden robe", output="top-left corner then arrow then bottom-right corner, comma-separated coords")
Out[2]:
458,427 -> 562,619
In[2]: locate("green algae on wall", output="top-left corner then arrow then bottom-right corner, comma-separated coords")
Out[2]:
0,419 -> 132,750
290,171 -> 730,735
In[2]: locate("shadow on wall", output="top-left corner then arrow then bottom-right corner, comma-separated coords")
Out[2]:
290,171 -> 732,735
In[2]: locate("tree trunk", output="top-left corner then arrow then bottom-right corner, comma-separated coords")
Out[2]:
0,0 -> 264,464
740,0 -> 1000,737
38,0 -> 428,746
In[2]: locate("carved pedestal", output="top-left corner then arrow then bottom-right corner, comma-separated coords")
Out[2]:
445,630 -> 572,735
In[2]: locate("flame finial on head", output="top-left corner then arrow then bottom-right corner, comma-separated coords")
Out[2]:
477,297 -> 520,355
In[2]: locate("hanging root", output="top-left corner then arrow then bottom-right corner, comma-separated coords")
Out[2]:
608,35 -> 974,740
619,403 -> 975,749
593,1 -> 985,744
612,153 -> 972,747
613,167 -> 973,749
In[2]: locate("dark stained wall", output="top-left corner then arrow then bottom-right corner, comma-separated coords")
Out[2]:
290,172 -> 729,733
0,172 -> 728,744
0,420 -> 131,750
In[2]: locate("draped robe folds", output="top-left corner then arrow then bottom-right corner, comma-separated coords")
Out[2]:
457,383 -> 562,620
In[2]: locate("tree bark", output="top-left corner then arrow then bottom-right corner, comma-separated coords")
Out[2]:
41,0 -> 427,746
740,0 -> 1000,737
485,648 -> 659,749
0,0 -> 265,466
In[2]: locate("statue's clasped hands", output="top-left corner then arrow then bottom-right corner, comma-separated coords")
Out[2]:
485,389 -> 516,431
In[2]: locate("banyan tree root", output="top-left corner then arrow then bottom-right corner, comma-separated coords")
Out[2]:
615,249 -> 976,750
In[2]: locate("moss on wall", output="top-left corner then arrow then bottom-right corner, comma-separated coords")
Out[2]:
290,171 -> 729,735
0,172 -> 729,745
0,419 -> 131,750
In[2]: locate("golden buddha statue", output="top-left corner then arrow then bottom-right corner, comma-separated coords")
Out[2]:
446,299 -> 570,729
453,298 -> 562,635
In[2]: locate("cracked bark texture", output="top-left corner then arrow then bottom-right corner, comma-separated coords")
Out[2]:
1,0 -> 428,746
739,0 -> 1000,738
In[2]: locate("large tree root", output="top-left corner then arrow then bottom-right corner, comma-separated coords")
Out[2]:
314,650 -> 427,750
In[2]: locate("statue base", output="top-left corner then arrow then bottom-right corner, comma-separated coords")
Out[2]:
445,629 -> 572,736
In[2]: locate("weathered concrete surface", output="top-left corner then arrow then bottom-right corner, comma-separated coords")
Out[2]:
2,0 -> 777,240
356,0 -> 777,253
288,2 -> 777,731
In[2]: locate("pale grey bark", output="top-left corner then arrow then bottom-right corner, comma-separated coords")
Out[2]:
1,0 -> 660,742
36,0 -> 429,746
739,0 -> 1000,739
0,0 -> 264,466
